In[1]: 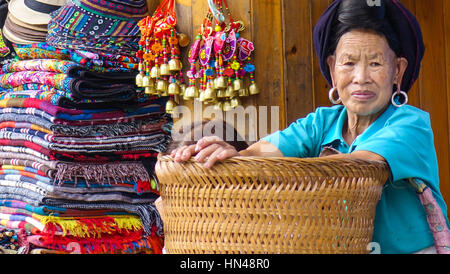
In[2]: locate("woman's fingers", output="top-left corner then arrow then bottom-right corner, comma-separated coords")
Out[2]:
202,146 -> 238,169
195,136 -> 225,152
171,136 -> 239,167
170,147 -> 178,158
173,145 -> 197,162
194,143 -> 223,163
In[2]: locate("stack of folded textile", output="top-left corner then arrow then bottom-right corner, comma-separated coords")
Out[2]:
0,73 -> 170,253
0,93 -> 170,253
0,0 -> 173,254
0,57 -> 148,108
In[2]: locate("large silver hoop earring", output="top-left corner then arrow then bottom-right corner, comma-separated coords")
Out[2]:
328,87 -> 341,104
391,90 -> 408,107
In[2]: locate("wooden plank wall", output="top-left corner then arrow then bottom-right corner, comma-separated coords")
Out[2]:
146,0 -> 450,213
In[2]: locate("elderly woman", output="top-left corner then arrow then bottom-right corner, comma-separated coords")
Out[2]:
170,0 -> 449,254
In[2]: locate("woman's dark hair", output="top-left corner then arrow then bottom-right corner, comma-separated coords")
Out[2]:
165,119 -> 249,154
327,0 -> 401,57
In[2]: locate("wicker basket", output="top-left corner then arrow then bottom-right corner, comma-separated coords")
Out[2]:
155,155 -> 389,254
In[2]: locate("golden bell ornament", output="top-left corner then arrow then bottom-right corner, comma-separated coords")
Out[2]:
239,88 -> 249,97
142,75 -> 154,87
168,82 -> 180,95
233,79 -> 243,91
230,97 -> 241,108
214,76 -> 228,89
135,73 -> 144,87
203,87 -> 217,102
249,83 -> 260,95
165,100 -> 177,114
178,33 -> 190,47
145,86 -> 157,95
150,66 -> 160,78
156,79 -> 169,93
144,86 -> 151,95
183,86 -> 197,100
217,89 -> 226,98
168,58 -> 182,71
160,64 -> 171,76
225,86 -> 235,98
223,100 -> 233,112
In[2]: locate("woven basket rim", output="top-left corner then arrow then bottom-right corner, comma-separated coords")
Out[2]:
157,154 -> 389,171
156,155 -> 390,187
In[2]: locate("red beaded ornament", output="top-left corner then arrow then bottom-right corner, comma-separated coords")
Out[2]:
185,0 -> 258,111
136,0 -> 188,114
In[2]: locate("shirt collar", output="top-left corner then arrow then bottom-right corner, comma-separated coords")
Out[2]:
322,105 -> 347,148
321,104 -> 397,151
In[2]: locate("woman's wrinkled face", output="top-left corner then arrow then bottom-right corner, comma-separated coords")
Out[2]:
327,29 -> 406,117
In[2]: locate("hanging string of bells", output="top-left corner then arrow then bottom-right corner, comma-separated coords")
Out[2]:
185,0 -> 259,112
136,0 -> 190,114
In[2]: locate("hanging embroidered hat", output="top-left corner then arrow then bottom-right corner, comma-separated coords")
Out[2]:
46,0 -> 148,56
8,0 -> 67,25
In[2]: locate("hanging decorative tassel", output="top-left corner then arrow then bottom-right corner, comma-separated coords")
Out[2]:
186,0 -> 257,111
137,0 -> 188,114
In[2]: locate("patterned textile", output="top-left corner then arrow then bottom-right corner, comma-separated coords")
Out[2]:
0,198 -> 162,236
0,71 -> 138,102
0,159 -> 54,177
0,131 -> 168,152
0,164 -> 156,193
0,180 -> 158,209
2,59 -> 82,76
0,212 -> 44,231
70,50 -> 139,71
0,90 -> 66,106
0,112 -> 170,138
0,153 -> 157,189
27,231 -> 162,254
13,43 -> 137,73
47,0 -> 148,57
409,178 -> 450,254
38,200 -> 163,236
0,98 -> 165,120
0,71 -> 71,91
0,200 -> 127,217
14,43 -> 71,61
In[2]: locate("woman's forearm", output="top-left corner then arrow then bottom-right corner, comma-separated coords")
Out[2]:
238,140 -> 284,157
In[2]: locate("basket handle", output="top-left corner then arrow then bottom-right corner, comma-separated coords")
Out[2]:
409,178 -> 450,254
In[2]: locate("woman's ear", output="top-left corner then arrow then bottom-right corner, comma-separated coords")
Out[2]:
395,57 -> 408,90
327,55 -> 337,87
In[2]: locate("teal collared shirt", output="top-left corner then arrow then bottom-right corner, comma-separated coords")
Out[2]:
262,104 -> 449,254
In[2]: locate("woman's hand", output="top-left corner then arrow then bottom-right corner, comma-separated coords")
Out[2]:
170,136 -> 239,168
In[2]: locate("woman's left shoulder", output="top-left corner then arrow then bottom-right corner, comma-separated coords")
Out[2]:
387,104 -> 431,126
